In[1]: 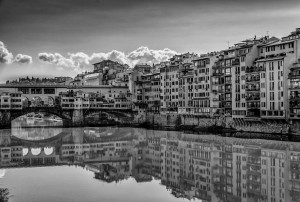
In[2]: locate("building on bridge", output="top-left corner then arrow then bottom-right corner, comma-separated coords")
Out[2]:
0,84 -> 131,109
0,92 -> 23,110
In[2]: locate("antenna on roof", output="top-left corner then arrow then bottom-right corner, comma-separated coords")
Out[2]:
226,41 -> 230,48
266,31 -> 269,37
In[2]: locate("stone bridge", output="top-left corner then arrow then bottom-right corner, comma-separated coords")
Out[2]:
0,106 -> 134,128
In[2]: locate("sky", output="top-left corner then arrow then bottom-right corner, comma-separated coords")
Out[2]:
0,0 -> 300,82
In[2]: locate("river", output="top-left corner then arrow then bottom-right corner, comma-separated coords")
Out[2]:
0,118 -> 300,202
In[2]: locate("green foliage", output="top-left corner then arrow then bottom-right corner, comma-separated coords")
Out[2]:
0,188 -> 9,202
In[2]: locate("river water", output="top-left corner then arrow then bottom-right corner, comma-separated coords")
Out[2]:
0,117 -> 300,202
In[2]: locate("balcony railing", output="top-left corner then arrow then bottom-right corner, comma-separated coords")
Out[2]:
212,72 -> 224,77
291,63 -> 300,70
246,87 -> 260,92
289,73 -> 300,79
247,104 -> 260,109
224,104 -> 232,108
225,88 -> 232,92
246,78 -> 260,82
232,61 -> 240,66
290,96 -> 300,101
246,96 -> 260,101
246,66 -> 265,73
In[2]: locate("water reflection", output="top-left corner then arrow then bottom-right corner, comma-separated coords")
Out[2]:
11,115 -> 63,140
1,127 -> 300,201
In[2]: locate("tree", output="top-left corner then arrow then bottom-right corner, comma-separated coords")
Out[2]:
0,188 -> 10,202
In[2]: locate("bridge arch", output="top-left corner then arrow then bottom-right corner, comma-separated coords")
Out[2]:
21,96 -> 30,108
84,109 -> 133,119
31,148 -> 42,156
10,106 -> 72,121
31,96 -> 43,107
23,147 -> 55,156
42,96 -> 55,107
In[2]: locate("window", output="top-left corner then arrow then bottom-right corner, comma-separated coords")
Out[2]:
270,82 -> 274,90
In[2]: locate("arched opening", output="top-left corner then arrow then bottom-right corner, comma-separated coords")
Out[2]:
21,96 -> 30,108
31,96 -> 43,107
31,148 -> 42,156
44,147 -> 54,155
22,148 -> 29,156
43,96 -> 55,107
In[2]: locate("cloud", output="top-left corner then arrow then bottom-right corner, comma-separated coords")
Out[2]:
38,46 -> 178,71
0,41 -> 33,65
127,46 -> 177,66
38,52 -> 75,69
14,54 -> 33,64
0,41 -> 13,64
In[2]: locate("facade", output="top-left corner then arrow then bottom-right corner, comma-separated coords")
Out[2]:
2,28 -> 300,123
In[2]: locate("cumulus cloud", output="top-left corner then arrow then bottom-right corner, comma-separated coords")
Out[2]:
127,46 -> 177,66
0,41 -> 13,64
0,41 -> 33,65
38,46 -> 178,71
38,52 -> 75,69
14,54 -> 33,64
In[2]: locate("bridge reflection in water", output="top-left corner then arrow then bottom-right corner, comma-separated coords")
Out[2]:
1,127 -> 300,202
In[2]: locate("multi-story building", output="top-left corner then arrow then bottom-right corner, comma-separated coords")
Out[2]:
93,60 -> 129,85
0,92 -> 23,110
160,53 -> 197,113
192,53 -> 219,116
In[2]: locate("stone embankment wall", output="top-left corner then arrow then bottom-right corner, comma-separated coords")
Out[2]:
133,111 -> 299,135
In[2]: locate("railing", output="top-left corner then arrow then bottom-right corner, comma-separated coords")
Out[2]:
212,72 -> 224,77
246,96 -> 260,101
246,87 -> 260,92
232,61 -> 240,66
291,63 -> 300,69
289,73 -> 300,78
246,78 -> 260,82
225,88 -> 232,92
245,66 -> 265,73
247,104 -> 260,109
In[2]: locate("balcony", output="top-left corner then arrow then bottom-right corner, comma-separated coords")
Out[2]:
290,96 -> 300,101
246,77 -> 260,83
212,90 -> 218,94
246,87 -> 260,92
225,80 -> 232,84
289,73 -> 300,79
224,103 -> 232,108
247,103 -> 260,109
212,64 -> 222,69
290,100 -> 300,108
232,60 -> 240,66
246,96 -> 260,101
212,72 -> 224,77
246,66 -> 264,73
225,88 -> 232,93
291,63 -> 300,70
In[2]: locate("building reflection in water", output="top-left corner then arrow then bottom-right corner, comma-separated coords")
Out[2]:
11,115 -> 63,140
0,127 -> 300,201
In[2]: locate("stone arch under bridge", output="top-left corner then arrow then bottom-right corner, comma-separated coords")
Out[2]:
83,108 -> 134,121
0,107 -> 134,128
